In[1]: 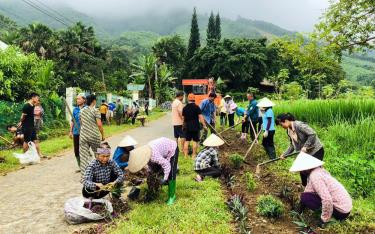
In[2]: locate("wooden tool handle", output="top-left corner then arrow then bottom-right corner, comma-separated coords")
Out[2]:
258,151 -> 300,166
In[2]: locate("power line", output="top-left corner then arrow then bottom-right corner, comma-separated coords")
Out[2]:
32,0 -> 75,24
21,0 -> 69,27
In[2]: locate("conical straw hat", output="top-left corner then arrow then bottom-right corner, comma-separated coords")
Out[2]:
118,135 -> 138,147
128,145 -> 152,173
257,98 -> 275,108
224,95 -> 231,99
203,134 -> 225,147
289,152 -> 324,172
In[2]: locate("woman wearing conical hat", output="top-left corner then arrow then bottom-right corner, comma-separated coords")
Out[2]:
113,135 -> 137,170
257,98 -> 276,159
290,152 -> 352,228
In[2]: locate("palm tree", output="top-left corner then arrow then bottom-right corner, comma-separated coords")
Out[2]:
130,54 -> 157,98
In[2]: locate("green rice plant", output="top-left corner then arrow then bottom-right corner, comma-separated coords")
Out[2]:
256,195 -> 284,218
244,172 -> 256,192
230,153 -> 244,169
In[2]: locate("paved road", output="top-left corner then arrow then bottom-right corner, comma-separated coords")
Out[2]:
0,113 -> 172,234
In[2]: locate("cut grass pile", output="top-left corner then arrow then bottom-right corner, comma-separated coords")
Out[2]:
110,155 -> 233,234
0,111 -> 165,174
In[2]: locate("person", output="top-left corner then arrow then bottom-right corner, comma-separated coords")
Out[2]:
199,92 -> 217,144
218,97 -> 227,127
257,98 -> 276,159
113,135 -> 137,170
79,94 -> 105,174
128,137 -> 178,205
107,102 -> 116,124
99,100 -> 108,125
224,95 -> 237,127
69,94 -> 85,171
131,101 -> 140,125
144,99 -> 149,116
172,91 -> 185,148
194,134 -> 224,182
33,99 -> 44,133
6,125 -> 24,146
17,93 -> 42,157
276,113 -> 325,186
182,93 -> 207,159
289,152 -> 352,228
82,142 -> 124,199
114,99 -> 124,125
243,93 -> 259,141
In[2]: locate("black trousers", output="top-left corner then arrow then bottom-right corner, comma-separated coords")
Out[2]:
132,110 -> 139,125
242,121 -> 249,134
300,147 -> 325,186
73,134 -> 80,166
101,114 -> 107,124
82,171 -> 117,199
262,130 -> 276,159
249,120 -> 259,141
228,113 -> 235,127
220,112 -> 227,126
196,167 -> 221,178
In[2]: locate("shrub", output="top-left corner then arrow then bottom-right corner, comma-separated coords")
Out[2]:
229,153 -> 243,169
38,132 -> 49,141
256,195 -> 284,218
244,172 -> 256,192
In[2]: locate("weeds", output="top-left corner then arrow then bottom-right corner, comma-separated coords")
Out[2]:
226,194 -> 251,234
230,153 -> 244,169
256,195 -> 284,218
244,172 -> 256,192
290,211 -> 316,234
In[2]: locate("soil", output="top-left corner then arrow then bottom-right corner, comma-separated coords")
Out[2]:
219,130 -> 308,234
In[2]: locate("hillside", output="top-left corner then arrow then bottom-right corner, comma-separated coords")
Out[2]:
342,55 -> 375,85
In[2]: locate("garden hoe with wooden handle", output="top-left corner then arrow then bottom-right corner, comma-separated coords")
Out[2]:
243,129 -> 262,160
255,151 -> 300,176
249,120 -> 259,144
205,122 -> 231,146
62,97 -> 79,128
218,121 -> 242,135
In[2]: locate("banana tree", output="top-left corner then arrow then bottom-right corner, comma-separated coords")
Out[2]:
155,64 -> 176,104
130,54 -> 157,98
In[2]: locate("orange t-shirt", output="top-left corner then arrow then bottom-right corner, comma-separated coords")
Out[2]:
171,99 -> 184,126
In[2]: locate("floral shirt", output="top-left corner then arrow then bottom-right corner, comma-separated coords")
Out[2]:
149,137 -> 177,180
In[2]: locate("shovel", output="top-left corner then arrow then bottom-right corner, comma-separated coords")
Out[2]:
205,122 -> 231,146
255,151 -> 300,175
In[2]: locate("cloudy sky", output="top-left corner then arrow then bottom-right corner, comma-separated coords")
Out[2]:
49,0 -> 330,32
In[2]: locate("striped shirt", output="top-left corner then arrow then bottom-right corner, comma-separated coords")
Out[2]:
305,167 -> 352,222
149,137 -> 177,180
80,106 -> 101,139
194,147 -> 220,171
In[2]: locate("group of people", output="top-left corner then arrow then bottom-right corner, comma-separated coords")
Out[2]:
71,90 -> 352,227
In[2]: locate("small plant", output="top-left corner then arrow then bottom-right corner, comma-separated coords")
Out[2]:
290,210 -> 315,234
256,195 -> 284,218
230,153 -> 244,169
226,194 -> 251,234
278,184 -> 297,210
244,172 -> 256,192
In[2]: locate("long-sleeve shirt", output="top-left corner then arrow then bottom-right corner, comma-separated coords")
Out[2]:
149,137 -> 177,180
305,167 -> 352,222
200,99 -> 216,123
83,159 -> 124,190
246,99 -> 258,122
224,100 -> 237,114
112,147 -> 129,169
283,121 -> 323,156
194,147 -> 220,171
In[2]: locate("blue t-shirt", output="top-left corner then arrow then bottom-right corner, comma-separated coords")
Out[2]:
72,106 -> 82,135
262,108 -> 275,131
200,99 -> 216,123
113,147 -> 129,169
236,107 -> 245,117
108,103 -> 116,111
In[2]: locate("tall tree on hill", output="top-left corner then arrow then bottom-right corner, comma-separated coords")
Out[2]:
206,11 -> 216,45
215,13 -> 221,41
186,7 -> 200,61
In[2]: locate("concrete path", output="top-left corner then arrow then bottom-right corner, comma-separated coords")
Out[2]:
0,113 -> 172,234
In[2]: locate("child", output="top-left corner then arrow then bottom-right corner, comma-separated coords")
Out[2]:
194,134 -> 224,182
113,135 -> 137,170
257,98 -> 276,159
82,142 -> 124,199
7,125 -> 24,146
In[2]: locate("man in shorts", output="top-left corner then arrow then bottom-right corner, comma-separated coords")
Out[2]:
182,93 -> 207,159
17,93 -> 42,157
171,91 -> 185,148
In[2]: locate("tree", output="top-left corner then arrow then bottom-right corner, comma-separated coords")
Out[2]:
206,11 -> 216,45
186,8 -> 200,61
155,64 -> 176,103
316,0 -> 375,54
131,54 -> 157,98
269,69 -> 289,99
281,82 -> 304,100
215,13 -> 221,41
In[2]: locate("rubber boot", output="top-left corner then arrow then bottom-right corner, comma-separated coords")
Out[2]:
166,180 -> 176,205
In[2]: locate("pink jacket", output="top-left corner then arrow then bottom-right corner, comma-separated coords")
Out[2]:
305,167 -> 352,222
148,137 -> 177,180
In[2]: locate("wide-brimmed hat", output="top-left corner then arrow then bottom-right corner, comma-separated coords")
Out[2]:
224,95 -> 232,99
257,98 -> 275,108
203,134 -> 225,147
118,135 -> 137,147
188,93 -> 195,101
289,152 -> 324,172
128,145 -> 152,173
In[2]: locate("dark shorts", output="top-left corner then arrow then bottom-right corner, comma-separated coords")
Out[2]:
23,128 -> 37,142
185,131 -> 200,142
173,125 -> 185,139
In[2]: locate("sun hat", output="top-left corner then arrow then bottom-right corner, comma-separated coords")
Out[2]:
289,152 -> 324,172
203,134 -> 225,147
118,135 -> 138,147
188,93 -> 195,101
128,145 -> 152,173
257,98 -> 275,108
224,95 -> 232,99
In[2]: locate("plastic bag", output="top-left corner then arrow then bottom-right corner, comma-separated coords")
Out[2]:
64,197 -> 113,224
13,142 -> 40,165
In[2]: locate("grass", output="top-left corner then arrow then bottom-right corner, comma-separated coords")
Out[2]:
110,155 -> 233,234
0,111 -> 166,174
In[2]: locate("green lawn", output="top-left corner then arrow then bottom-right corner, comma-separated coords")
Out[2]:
110,155 -> 233,234
0,111 -> 165,174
